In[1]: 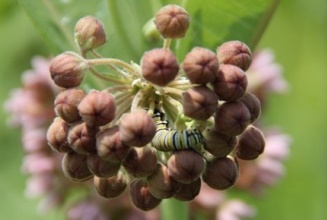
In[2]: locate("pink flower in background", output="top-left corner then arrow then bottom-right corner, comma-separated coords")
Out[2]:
217,200 -> 256,220
247,49 -> 289,104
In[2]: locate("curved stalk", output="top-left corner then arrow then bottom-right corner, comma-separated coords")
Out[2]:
161,199 -> 188,220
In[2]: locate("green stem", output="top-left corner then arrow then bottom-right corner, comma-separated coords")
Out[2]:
161,199 -> 188,220
87,58 -> 135,73
163,38 -> 172,49
89,68 -> 126,85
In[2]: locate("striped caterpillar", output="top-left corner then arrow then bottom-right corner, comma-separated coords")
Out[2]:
151,110 -> 204,152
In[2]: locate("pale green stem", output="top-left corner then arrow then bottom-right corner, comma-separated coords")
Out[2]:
163,38 -> 172,49
87,58 -> 135,74
163,87 -> 183,102
161,199 -> 188,220
89,68 -> 127,85
102,85 -> 131,94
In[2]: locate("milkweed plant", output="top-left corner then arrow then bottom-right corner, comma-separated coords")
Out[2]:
5,2 -> 291,220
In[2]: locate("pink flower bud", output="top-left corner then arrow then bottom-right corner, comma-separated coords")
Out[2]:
182,85 -> 218,120
119,110 -> 156,147
154,4 -> 190,39
212,64 -> 248,101
217,40 -> 252,71
49,52 -> 88,88
74,16 -> 106,51
141,48 -> 179,86
54,88 -> 86,123
182,47 -> 218,84
78,90 -> 116,127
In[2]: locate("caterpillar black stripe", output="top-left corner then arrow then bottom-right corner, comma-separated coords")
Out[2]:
151,110 -> 204,152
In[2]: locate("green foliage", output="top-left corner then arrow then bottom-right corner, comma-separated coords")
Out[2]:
18,0 -> 278,60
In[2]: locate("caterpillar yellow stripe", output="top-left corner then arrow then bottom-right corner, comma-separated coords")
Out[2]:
151,110 -> 204,152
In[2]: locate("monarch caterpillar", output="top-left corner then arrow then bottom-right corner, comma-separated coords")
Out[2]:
151,110 -> 204,152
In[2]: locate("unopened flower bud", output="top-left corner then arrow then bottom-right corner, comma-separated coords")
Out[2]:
212,64 -> 248,101
68,121 -> 98,154
203,127 -> 237,158
129,179 -> 162,211
147,163 -> 181,199
49,51 -> 88,88
239,92 -> 261,123
78,90 -> 116,127
62,152 -> 93,182
214,101 -> 251,136
235,125 -> 265,160
119,110 -> 156,146
182,47 -> 218,84
217,41 -> 252,71
94,171 -> 127,198
141,48 -> 179,86
74,16 -> 106,51
122,147 -> 158,178
54,88 -> 86,123
167,150 -> 205,184
96,126 -> 131,163
182,85 -> 218,120
174,178 -> 201,201
87,153 -> 121,178
47,117 -> 72,153
202,156 -> 239,190
154,4 -> 190,39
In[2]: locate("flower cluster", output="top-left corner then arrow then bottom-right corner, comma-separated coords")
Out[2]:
5,4 -> 291,220
46,4 -> 266,211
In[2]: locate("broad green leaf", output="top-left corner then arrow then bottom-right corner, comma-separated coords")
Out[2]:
104,0 -> 163,61
176,0 -> 279,59
18,0 -> 105,54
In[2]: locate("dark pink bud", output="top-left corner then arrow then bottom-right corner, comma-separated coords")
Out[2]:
141,48 -> 179,86
54,88 -> 86,123
47,117 -> 72,153
68,121 -> 98,154
96,126 -> 131,163
214,101 -> 251,136
119,110 -> 156,147
202,156 -> 239,190
239,92 -> 261,123
182,85 -> 218,120
147,163 -> 181,199
235,125 -> 265,160
212,64 -> 248,101
49,51 -> 88,88
122,147 -> 158,178
94,172 -> 127,198
74,16 -> 106,51
87,153 -> 121,178
78,90 -> 116,127
154,4 -> 190,39
174,178 -> 201,201
203,126 -> 237,158
182,47 -> 218,84
167,150 -> 205,184
62,152 -> 93,182
129,179 -> 162,211
217,40 -> 252,71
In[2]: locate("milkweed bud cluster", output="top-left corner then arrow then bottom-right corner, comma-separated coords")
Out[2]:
47,4 -> 265,211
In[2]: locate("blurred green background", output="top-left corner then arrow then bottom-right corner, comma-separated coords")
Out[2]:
0,0 -> 326,219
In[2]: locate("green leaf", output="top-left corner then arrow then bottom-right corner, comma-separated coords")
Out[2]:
104,0 -> 162,61
18,0 -> 106,55
176,0 -> 280,59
